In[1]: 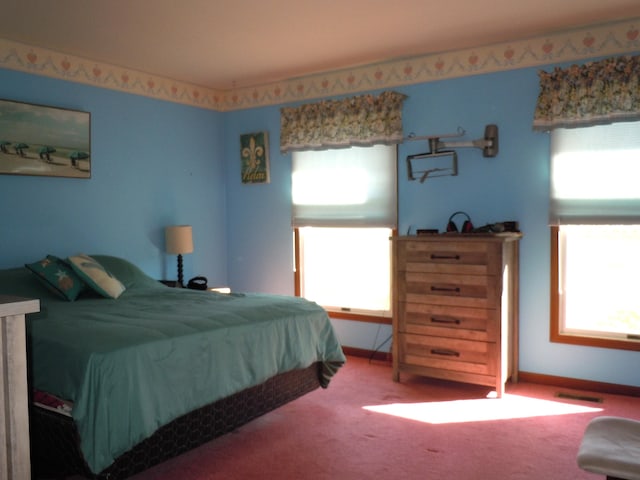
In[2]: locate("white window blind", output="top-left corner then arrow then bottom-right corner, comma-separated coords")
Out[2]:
550,121 -> 640,225
292,144 -> 397,228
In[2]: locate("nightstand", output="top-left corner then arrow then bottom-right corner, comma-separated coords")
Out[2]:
159,280 -> 229,293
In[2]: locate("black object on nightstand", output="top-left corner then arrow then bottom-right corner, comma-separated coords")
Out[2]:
187,276 -> 208,290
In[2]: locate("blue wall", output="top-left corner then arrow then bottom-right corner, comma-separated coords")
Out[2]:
2,59 -> 639,387
0,68 -> 228,285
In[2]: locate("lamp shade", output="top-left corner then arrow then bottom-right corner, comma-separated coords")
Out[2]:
165,225 -> 194,254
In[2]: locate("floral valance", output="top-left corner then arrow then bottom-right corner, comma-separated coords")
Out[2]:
533,55 -> 640,131
280,91 -> 407,153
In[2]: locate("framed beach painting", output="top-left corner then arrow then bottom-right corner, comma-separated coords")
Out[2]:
240,131 -> 270,184
0,98 -> 91,178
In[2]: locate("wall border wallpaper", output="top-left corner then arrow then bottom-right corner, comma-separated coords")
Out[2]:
1,18 -> 638,112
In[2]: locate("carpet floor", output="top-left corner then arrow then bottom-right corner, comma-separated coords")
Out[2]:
109,355 -> 640,479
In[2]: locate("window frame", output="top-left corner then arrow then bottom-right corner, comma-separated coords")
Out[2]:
550,225 -> 640,351
294,227 -> 395,325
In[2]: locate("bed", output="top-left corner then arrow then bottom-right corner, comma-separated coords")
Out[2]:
0,254 -> 345,479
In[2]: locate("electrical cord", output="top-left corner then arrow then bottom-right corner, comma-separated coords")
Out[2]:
369,326 -> 392,363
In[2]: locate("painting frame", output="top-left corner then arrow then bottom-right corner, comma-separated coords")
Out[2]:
0,98 -> 91,179
240,131 -> 270,184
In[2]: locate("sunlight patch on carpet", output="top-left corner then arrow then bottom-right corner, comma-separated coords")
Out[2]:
363,394 -> 603,424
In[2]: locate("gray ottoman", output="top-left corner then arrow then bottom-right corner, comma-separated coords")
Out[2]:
578,416 -> 640,480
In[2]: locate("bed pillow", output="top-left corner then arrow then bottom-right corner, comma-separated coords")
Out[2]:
67,254 -> 126,299
25,255 -> 86,301
91,255 -> 165,290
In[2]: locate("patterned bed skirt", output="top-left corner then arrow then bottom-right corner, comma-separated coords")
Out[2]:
30,362 -> 322,479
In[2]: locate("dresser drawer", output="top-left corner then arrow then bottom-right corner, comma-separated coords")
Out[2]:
399,333 -> 496,376
398,240 -> 501,275
399,271 -> 498,309
398,302 -> 498,342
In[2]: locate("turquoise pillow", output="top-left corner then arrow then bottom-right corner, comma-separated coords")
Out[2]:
68,254 -> 126,299
25,255 -> 86,301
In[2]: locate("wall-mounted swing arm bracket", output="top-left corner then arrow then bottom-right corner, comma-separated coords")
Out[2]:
440,124 -> 499,158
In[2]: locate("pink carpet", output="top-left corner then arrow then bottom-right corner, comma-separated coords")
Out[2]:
110,356 -> 639,479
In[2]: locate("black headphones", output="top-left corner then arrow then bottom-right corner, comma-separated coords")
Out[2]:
446,211 -> 474,233
187,276 -> 208,290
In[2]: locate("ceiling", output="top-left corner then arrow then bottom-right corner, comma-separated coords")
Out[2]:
2,0 -> 640,90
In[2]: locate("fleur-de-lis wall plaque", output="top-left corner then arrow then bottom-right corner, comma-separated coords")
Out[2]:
240,132 -> 270,184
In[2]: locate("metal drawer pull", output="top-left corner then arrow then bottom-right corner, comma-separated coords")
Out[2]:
431,254 -> 460,260
431,316 -> 461,325
430,348 -> 460,357
431,286 -> 460,293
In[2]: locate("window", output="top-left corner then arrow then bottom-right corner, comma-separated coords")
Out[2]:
292,145 -> 396,322
552,225 -> 640,349
550,121 -> 640,351
297,227 -> 392,318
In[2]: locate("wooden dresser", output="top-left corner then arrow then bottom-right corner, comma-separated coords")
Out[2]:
391,233 -> 521,397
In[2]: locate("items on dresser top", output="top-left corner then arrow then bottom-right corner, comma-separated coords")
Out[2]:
411,211 -> 519,236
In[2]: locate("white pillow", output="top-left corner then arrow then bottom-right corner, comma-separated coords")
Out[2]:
68,254 -> 126,299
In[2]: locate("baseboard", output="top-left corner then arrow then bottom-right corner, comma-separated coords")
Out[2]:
518,371 -> 640,397
342,346 -> 391,363
342,346 -> 640,397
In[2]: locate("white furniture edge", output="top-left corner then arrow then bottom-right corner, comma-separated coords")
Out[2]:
0,295 -> 40,480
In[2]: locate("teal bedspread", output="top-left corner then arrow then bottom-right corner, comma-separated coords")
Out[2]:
0,256 -> 345,474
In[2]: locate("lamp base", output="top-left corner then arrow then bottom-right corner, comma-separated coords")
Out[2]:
176,254 -> 184,288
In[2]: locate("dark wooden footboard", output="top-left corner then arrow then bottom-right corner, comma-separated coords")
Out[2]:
30,362 -> 322,480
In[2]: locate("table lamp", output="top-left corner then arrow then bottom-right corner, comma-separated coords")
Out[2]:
165,225 -> 193,287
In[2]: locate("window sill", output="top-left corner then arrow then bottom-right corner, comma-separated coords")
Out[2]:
551,331 -> 640,352
324,310 -> 391,325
